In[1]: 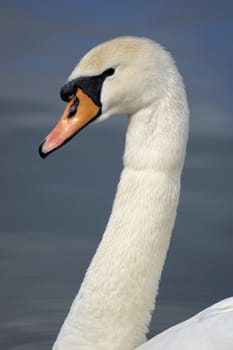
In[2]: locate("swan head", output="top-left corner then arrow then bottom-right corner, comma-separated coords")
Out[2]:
39,36 -> 177,158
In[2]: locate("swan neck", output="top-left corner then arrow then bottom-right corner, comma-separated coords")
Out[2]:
52,81 -> 189,350
125,75 -> 189,174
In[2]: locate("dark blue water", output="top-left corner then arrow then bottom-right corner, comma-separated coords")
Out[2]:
1,1 -> 233,349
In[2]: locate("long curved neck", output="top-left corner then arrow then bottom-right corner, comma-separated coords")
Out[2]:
52,82 -> 189,350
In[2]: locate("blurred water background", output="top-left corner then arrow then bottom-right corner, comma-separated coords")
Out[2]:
0,1 -> 233,349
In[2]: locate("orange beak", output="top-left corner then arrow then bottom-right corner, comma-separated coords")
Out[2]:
39,88 -> 100,158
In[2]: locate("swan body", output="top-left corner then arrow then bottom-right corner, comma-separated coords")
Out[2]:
39,37 -> 233,349
137,297 -> 233,349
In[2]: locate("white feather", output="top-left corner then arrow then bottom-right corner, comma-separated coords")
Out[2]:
51,37 -> 232,350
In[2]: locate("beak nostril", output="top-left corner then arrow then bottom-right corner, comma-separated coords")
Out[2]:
68,97 -> 80,118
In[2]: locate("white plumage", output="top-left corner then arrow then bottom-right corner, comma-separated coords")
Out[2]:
42,37 -> 233,350
137,297 -> 233,349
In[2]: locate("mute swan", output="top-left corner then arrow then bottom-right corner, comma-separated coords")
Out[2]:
39,36 -> 233,350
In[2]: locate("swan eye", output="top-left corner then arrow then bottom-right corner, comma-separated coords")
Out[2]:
103,68 -> 115,77
60,68 -> 115,107
68,97 -> 79,118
